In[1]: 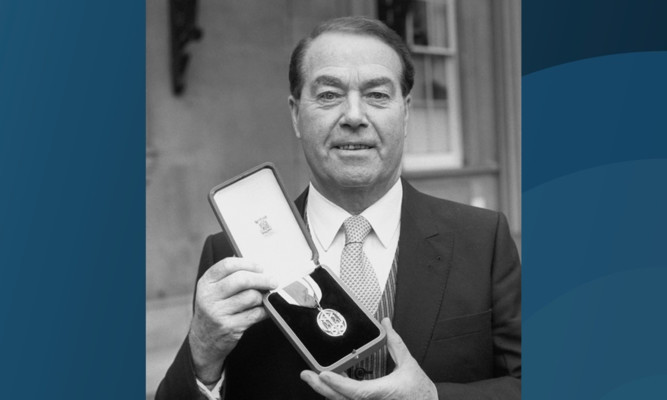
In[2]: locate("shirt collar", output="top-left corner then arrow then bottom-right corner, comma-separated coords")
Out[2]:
306,180 -> 402,250
361,180 -> 402,248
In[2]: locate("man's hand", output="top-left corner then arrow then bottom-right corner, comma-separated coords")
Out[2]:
300,318 -> 437,400
188,257 -> 278,383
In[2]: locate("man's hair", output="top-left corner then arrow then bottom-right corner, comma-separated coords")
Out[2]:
288,16 -> 415,99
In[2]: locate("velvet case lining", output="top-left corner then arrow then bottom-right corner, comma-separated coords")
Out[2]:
267,266 -> 381,367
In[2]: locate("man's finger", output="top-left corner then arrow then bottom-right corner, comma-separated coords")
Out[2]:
318,371 -> 383,399
224,306 -> 269,331
217,289 -> 265,315
300,370 -> 348,400
204,257 -> 263,282
381,318 -> 412,367
216,270 -> 278,298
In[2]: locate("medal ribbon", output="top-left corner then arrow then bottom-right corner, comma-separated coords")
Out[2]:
282,280 -> 319,309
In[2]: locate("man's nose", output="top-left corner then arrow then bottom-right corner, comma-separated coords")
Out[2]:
340,93 -> 368,130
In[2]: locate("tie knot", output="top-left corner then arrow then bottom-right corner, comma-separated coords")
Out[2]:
343,215 -> 372,244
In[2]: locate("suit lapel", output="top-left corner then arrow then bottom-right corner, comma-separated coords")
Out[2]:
392,180 -> 454,366
294,188 -> 308,217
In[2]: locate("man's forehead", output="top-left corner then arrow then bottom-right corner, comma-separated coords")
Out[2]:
301,32 -> 403,81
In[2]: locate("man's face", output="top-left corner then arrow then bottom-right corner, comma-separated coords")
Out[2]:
289,32 -> 410,199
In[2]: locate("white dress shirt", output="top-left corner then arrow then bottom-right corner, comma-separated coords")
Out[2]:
306,179 -> 402,289
196,179 -> 403,399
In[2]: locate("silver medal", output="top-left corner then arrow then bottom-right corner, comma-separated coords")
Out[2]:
281,275 -> 348,337
317,308 -> 347,337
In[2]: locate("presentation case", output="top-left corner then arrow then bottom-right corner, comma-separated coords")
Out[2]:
208,163 -> 386,373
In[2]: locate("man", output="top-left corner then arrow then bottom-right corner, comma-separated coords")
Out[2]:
157,16 -> 520,400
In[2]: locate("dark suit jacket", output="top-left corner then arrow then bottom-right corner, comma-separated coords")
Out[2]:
156,180 -> 521,399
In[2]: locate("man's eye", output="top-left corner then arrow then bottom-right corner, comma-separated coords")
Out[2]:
367,92 -> 390,101
317,92 -> 341,101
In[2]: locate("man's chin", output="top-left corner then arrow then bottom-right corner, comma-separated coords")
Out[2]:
332,173 -> 374,188
333,174 -> 389,192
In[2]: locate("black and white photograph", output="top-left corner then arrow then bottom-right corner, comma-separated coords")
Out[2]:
146,1 -> 521,399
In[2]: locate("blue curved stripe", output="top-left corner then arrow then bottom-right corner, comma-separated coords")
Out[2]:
524,267 -> 667,399
524,158 -> 667,316
523,0 -> 667,74
523,51 -> 667,192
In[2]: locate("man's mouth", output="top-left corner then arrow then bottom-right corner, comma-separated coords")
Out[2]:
335,144 -> 372,150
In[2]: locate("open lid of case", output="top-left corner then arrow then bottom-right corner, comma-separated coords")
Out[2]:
209,163 -> 319,288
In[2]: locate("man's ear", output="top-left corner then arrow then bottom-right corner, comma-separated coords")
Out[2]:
288,95 -> 301,139
403,94 -> 411,137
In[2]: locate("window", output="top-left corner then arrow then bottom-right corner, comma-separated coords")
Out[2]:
380,0 -> 463,172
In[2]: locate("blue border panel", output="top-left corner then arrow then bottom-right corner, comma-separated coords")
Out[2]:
0,1 -> 145,398
523,50 -> 667,399
524,0 -> 667,74
524,1 -> 667,397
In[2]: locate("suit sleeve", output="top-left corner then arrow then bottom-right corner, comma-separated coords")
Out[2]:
155,235 -> 223,400
435,212 -> 521,399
